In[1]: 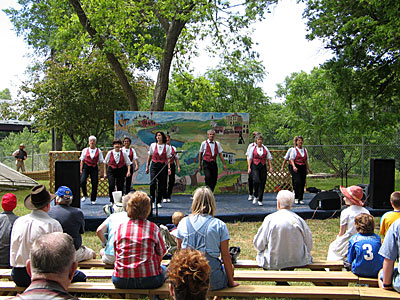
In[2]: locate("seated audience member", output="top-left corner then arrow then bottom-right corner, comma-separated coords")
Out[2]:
253,190 -> 313,270
380,191 -> 400,237
0,193 -> 19,268
96,194 -> 130,265
378,218 -> 400,292
160,211 -> 185,257
327,185 -> 370,261
346,213 -> 383,278
10,185 -> 63,287
11,232 -> 79,300
112,191 -> 166,289
177,187 -> 239,290
167,249 -> 211,300
49,186 -> 96,262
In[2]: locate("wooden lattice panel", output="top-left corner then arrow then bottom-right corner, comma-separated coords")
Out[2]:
23,171 -> 50,181
49,151 -> 109,196
265,150 -> 292,193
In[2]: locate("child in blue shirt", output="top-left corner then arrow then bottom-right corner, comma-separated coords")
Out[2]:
347,213 -> 383,278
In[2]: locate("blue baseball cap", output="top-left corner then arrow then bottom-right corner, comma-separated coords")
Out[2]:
55,186 -> 73,198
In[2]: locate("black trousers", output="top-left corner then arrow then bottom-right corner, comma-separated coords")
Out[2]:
290,163 -> 307,200
150,162 -> 168,204
251,162 -> 267,202
125,165 -> 133,195
203,160 -> 218,192
248,173 -> 254,195
165,163 -> 176,199
80,164 -> 98,202
107,166 -> 126,203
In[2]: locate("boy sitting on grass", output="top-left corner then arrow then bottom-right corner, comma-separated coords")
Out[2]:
380,192 -> 400,237
346,213 -> 383,278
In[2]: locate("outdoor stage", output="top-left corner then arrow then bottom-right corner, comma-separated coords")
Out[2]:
79,192 -> 391,231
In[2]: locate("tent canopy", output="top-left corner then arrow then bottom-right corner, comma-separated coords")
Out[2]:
0,162 -> 38,188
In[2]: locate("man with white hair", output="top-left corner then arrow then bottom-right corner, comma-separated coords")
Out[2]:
80,135 -> 104,204
49,186 -> 96,262
253,190 -> 313,270
10,232 -> 79,300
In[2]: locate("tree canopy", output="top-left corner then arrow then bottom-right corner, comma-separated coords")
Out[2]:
6,0 -> 277,111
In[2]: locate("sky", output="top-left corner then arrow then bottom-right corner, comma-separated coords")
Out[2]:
0,0 -> 333,101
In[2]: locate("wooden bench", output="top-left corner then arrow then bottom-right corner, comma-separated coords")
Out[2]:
78,258 -> 344,271
2,281 -> 400,299
1,269 -> 369,286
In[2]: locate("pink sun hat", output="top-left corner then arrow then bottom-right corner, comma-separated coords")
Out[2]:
340,185 -> 364,206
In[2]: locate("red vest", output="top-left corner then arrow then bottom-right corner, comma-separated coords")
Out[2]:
170,146 -> 176,165
203,141 -> 218,162
294,148 -> 307,165
152,144 -> 167,163
252,146 -> 267,166
84,148 -> 99,167
109,151 -> 125,169
125,148 -> 134,162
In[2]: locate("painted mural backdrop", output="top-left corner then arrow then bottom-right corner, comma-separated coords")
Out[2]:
115,111 -> 249,193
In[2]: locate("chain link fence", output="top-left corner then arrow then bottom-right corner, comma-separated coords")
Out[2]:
270,139 -> 399,184
1,153 -> 49,172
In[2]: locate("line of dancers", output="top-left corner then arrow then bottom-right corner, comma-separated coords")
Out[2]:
80,131 -> 311,208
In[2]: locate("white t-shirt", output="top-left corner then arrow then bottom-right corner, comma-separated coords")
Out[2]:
340,205 -> 370,238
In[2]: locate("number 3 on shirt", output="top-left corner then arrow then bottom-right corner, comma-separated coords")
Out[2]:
362,244 -> 374,261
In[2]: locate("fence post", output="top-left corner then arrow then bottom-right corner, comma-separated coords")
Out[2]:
361,136 -> 365,184
31,146 -> 34,172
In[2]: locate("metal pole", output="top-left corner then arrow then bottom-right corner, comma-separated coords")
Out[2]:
361,136 -> 365,183
31,145 -> 34,172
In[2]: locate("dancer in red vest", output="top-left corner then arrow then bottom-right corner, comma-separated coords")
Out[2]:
289,136 -> 312,204
122,137 -> 139,194
247,134 -> 273,206
104,139 -> 131,203
245,131 -> 259,202
80,136 -> 104,205
198,129 -> 227,192
163,134 -> 181,203
146,131 -> 171,209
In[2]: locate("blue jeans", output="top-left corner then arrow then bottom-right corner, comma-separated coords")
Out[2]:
112,265 -> 166,289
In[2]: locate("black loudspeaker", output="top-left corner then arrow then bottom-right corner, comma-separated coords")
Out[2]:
55,160 -> 81,208
309,191 -> 341,210
369,159 -> 395,209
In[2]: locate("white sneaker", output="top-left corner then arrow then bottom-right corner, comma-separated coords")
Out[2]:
81,197 -> 86,202
167,198 -> 171,203
162,199 -> 167,203
258,201 -> 263,206
152,203 -> 156,209
299,200 -> 304,205
157,203 -> 162,208
295,199 -> 299,204
247,195 -> 253,201
253,197 -> 258,204
91,200 -> 96,205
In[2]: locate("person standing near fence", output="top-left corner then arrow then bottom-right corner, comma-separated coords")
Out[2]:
198,129 -> 227,192
289,136 -> 312,204
80,136 -> 104,205
12,144 -> 27,172
122,137 -> 139,195
247,134 -> 273,206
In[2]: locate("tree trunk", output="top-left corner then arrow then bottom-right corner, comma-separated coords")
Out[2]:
68,0 -> 138,111
150,20 -> 186,111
